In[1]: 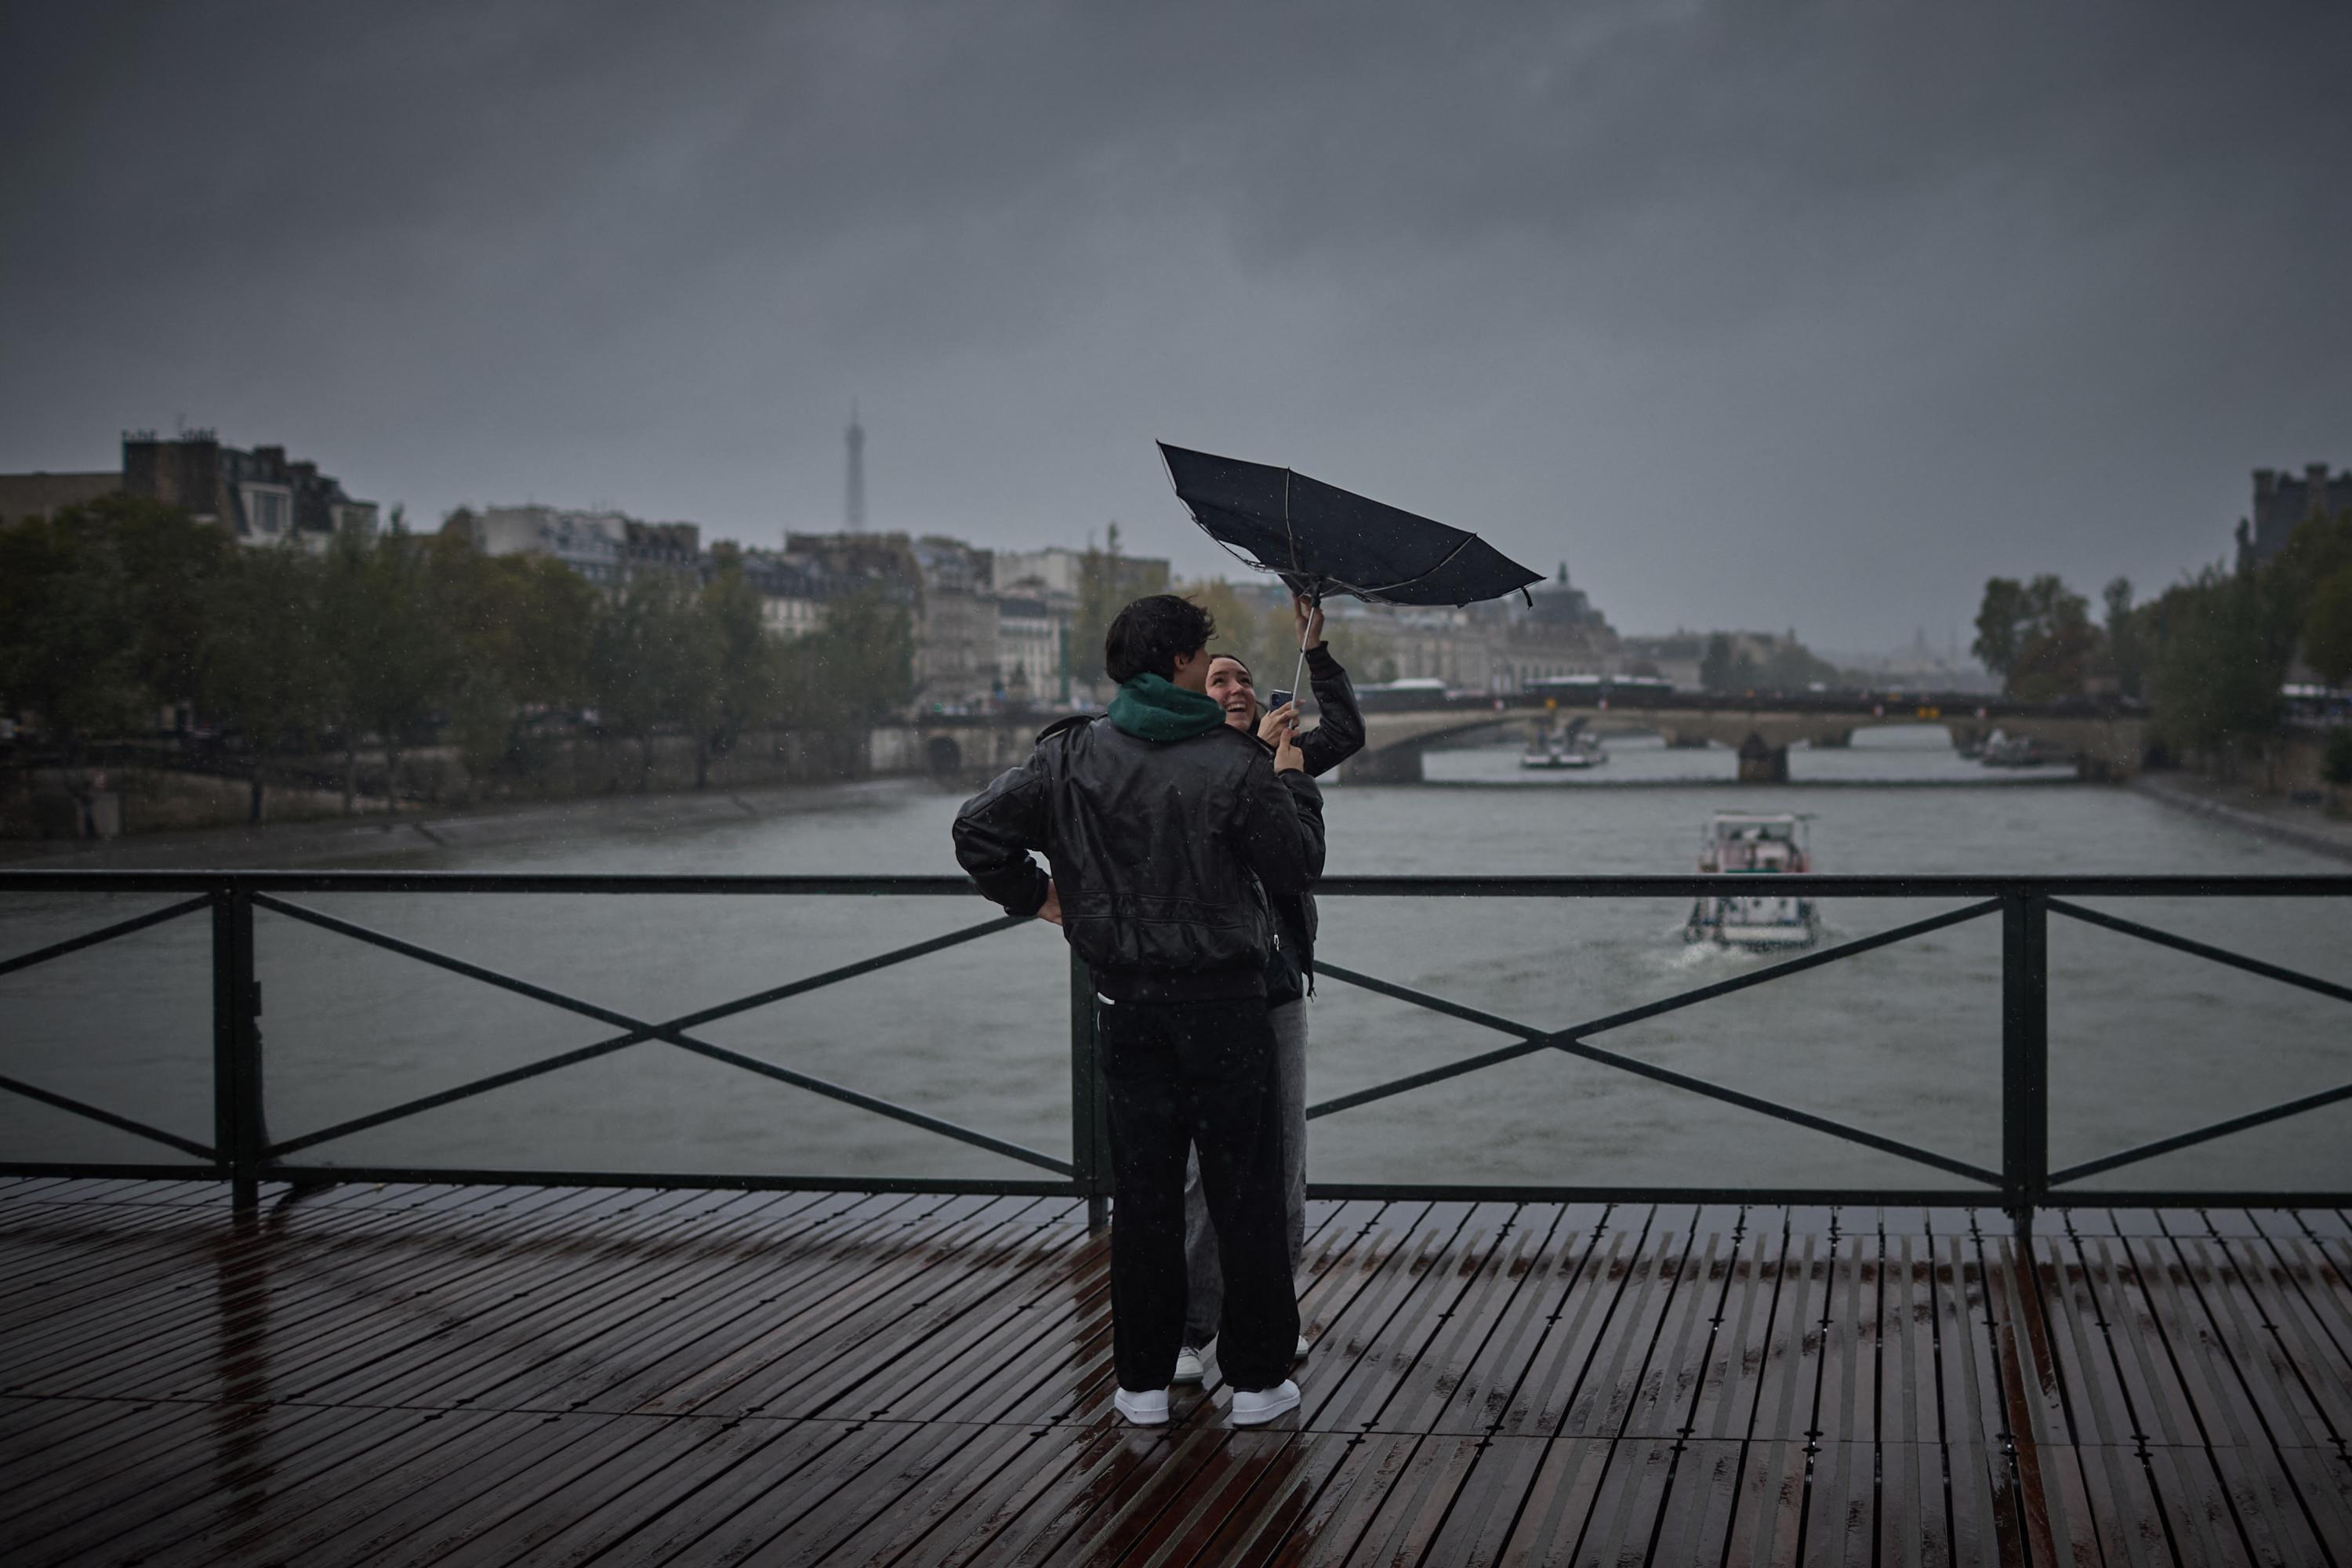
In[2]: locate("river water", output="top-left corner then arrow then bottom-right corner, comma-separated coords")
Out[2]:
5,726 -> 2347,1196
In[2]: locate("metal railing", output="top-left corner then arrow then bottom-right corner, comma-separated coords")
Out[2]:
2,869 -> 2348,1228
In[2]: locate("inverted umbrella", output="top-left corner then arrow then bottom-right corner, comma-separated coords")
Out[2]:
1157,441 -> 1544,699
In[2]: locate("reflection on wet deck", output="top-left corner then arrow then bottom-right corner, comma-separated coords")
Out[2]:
3,1180 -> 2348,1565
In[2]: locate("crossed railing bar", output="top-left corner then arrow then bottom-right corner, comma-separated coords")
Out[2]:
2038,897 -> 2352,1185
5,870 -> 2349,896
0,1070 -> 216,1161
0,891 -> 217,1161
248,894 -> 1065,1174
1307,898 -> 2008,1185
2,870 -> 2349,1216
2045,898 -> 2352,1006
0,893 -> 210,979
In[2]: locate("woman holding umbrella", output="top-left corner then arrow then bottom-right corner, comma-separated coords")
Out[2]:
1174,592 -> 1364,1386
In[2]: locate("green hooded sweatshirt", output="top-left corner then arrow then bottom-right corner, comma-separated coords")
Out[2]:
1106,673 -> 1227,742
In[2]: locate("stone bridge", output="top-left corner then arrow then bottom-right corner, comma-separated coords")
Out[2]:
879,691 -> 2151,786
1344,692 -> 2151,783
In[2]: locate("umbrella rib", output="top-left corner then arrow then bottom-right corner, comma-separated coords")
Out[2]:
1348,532 -> 1483,599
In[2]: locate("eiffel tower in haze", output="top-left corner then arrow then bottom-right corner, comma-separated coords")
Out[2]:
844,401 -> 866,532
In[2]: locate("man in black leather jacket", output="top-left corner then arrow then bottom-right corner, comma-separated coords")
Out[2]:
953,594 -> 1324,1427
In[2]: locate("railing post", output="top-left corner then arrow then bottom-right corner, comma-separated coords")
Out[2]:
212,885 -> 267,1213
2000,889 -> 2049,1235
1069,953 -> 1109,1232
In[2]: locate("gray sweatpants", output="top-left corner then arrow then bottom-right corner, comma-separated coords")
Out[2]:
1181,999 -> 1307,1348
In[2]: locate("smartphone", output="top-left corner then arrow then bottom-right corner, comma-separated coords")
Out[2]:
1269,689 -> 1294,712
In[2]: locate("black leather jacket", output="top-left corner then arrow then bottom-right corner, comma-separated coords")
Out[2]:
1267,644 -> 1365,1004
953,714 -> 1326,1002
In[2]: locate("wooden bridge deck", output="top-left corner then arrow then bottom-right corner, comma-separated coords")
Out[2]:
3,1180 -> 2348,1566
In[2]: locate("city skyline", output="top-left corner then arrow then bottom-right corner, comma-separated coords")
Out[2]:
4,2 -> 2347,648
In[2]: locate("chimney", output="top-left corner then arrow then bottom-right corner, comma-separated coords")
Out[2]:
2308,463 -> 2332,515
2252,468 -> 2277,505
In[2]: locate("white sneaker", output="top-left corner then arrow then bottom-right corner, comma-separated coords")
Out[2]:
1293,1334 -> 1309,1362
1229,1380 -> 1300,1427
1172,1346 -> 1206,1385
1114,1386 -> 1169,1426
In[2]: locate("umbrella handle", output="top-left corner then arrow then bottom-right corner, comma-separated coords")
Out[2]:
1287,586 -> 1321,717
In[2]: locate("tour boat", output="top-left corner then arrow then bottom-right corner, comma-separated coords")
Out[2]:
1520,721 -> 1608,769
1683,813 -> 1821,948
1979,729 -> 2049,768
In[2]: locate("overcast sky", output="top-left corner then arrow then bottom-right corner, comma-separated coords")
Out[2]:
4,1 -> 2347,652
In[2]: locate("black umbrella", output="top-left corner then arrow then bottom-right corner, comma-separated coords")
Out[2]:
1157,443 -> 1541,608
1157,441 -> 1544,699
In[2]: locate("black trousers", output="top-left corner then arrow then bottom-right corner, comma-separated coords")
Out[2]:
1097,993 -> 1298,1395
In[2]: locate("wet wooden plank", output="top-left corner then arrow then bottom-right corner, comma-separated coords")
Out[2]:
1403,1431 -> 1554,1566
193,1407 -> 649,1568
1312,1202 -> 1515,1436
0,1182 -> 495,1338
1719,1437 -> 1804,1567
1557,1207 -> 1702,1440
1810,1224 -> 1878,1450
1618,1208 -> 1742,1440
1746,1220 -> 1824,1443
4,1399 -> 368,1559
2187,1229 -> 2347,1455
1274,1203 -> 1474,1432
21,1185 -> 744,1402
691,1417 -> 987,1567
298,1190 -> 947,1414
2064,1444 -> 2178,1568
7,1183 -> 2352,1568
1933,1221 -> 2004,1450
1802,1439 -> 1877,1568
1428,1203 -> 1615,1439
1657,1210 -> 1780,1448
2121,1232 -> 2276,1456
1344,1203 -> 1568,1439
1011,1424 -> 1232,1566
492,1194 -> 1002,1417
1562,1434 -> 1678,1564
1646,1439 -> 1748,1567
1338,1433 -> 1490,1567
380,1413 -> 789,1568
1485,1436 -> 1616,1566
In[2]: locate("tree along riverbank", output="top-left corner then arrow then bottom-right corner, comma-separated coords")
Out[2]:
0,721 -> 964,844
0,771 -> 953,869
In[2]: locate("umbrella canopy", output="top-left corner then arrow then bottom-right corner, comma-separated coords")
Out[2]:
1157,442 -> 1543,608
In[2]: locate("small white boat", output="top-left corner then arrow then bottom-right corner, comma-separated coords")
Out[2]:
1684,813 -> 1820,949
1521,720 -> 1608,770
1979,729 -> 2049,768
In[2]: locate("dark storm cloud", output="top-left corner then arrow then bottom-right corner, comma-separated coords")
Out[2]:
4,1 -> 2347,648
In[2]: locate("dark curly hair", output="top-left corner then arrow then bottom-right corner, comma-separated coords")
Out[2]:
1104,594 -> 1216,684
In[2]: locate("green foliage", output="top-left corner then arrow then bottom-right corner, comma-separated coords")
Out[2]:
698,565 -> 779,762
1178,579 -> 1394,695
2321,727 -> 2352,789
2143,566 -> 2284,760
2103,577 -> 2143,699
778,587 -> 915,729
316,523 -> 462,804
1698,633 -> 1740,692
589,573 -> 701,786
1072,524 -> 1171,689
1973,575 -> 2099,699
2304,565 -> 2352,688
0,497 -> 947,804
201,545 -> 327,755
1698,630 -> 1836,693
0,495 -> 230,745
